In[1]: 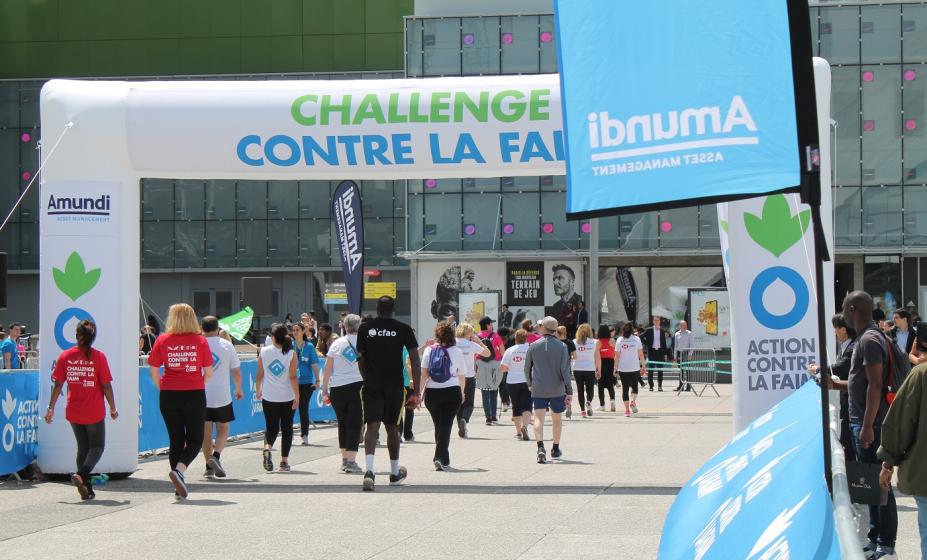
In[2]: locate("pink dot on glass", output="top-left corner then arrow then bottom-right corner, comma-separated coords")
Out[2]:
425,179 -> 436,188
463,34 -> 475,45
906,119 -> 918,131
661,221 -> 673,233
905,70 -> 917,81
20,133 -> 30,143
862,71 -> 875,82
464,224 -> 476,236
542,223 -> 554,234
581,223 -> 592,234
540,31 -> 553,43
502,33 -> 514,45
502,223 -> 515,234
22,171 -> 31,181
864,120 -> 876,132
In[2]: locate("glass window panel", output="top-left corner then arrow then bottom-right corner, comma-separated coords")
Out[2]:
463,177 -> 500,192
237,220 -> 267,266
0,224 -> 19,269
393,181 -> 406,217
659,206 -> 699,249
540,192 -> 577,250
861,5 -> 900,63
174,180 -> 204,220
423,18 -> 461,77
461,17 -> 500,75
267,181 -> 298,219
361,180 -> 394,218
580,216 -> 619,250
540,175 -> 565,192
903,5 -> 927,63
406,18 -> 424,78
809,8 -> 819,56
904,185 -> 927,245
699,205 -> 720,249
599,266 -> 650,327
505,175 -> 539,192
500,191 -> 539,250
19,179 -> 39,222
298,181 -> 331,218
834,186 -> 862,247
862,186 -> 902,246
652,267 -> 725,329
141,179 -> 173,221
864,256 -> 902,316
299,219 -> 332,266
408,194 -> 424,250
193,291 -> 211,319
620,212 -> 658,250
394,217 -> 407,264
268,220 -> 299,266
903,65 -> 927,182
236,180 -> 267,219
539,15 -> 557,73
19,222 -> 37,269
820,6 -> 859,65
205,221 -> 236,267
19,132 -> 38,180
142,222 -> 173,268
365,219 -> 395,266
463,192 -> 500,251
0,83 -> 18,128
19,85 -> 40,128
832,67 -> 861,186
861,66 -> 901,185
205,180 -> 236,220
501,16 -> 539,74
423,193 -> 461,251
425,177 -> 461,193
215,291 -> 233,319
0,131 -> 17,222
174,221 -> 204,267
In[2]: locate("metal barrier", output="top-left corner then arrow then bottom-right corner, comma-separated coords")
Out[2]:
829,396 -> 866,559
676,348 -> 720,397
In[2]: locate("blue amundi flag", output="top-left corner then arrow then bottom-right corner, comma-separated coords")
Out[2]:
332,180 -> 364,315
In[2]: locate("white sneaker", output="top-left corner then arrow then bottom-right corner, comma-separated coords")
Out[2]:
301,435 -> 309,446
610,403 -> 616,412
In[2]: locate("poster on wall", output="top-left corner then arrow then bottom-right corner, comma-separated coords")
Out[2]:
416,262 -> 504,332
543,261 -> 584,324
459,292 -> 501,328
688,288 -> 731,349
506,262 -> 544,307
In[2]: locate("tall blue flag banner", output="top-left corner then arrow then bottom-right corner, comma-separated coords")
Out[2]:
658,381 -> 839,559
554,0 -> 817,218
332,180 -> 364,315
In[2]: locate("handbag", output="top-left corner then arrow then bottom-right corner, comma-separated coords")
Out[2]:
846,461 -> 889,506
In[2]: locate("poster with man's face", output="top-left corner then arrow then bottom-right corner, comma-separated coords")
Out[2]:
544,261 -> 584,323
416,262 -> 503,332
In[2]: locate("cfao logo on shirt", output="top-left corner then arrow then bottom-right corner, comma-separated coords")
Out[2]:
367,328 -> 397,337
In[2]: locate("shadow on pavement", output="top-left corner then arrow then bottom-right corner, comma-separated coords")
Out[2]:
57,499 -> 131,507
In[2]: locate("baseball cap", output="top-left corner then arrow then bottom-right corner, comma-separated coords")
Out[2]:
536,316 -> 558,331
478,316 -> 494,329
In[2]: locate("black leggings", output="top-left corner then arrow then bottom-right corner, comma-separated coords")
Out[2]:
425,386 -> 463,466
71,420 -> 105,478
597,366 -> 616,406
618,371 -> 639,402
330,381 -> 363,451
297,384 -> 315,437
499,371 -> 510,404
456,377 -> 476,422
574,371 -> 596,410
262,399 -> 295,458
159,390 -> 206,470
399,385 -> 415,439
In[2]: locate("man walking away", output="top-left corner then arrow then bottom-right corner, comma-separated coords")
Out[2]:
524,316 -> 573,464
877,342 -> 927,560
476,317 -> 505,425
201,316 -> 243,478
673,320 -> 694,392
641,316 -> 671,391
355,296 -> 420,491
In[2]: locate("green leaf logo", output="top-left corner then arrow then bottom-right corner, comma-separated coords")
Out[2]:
743,195 -> 811,258
53,252 -> 101,301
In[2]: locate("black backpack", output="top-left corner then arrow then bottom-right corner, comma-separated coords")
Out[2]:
878,331 -> 911,403
479,334 -> 496,362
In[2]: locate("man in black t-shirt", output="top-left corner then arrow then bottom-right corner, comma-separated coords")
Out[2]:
355,296 -> 420,491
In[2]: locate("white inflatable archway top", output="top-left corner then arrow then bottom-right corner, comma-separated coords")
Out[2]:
38,74 -> 566,473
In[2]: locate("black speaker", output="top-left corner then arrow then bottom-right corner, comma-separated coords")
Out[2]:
0,252 -> 7,310
241,277 -> 273,316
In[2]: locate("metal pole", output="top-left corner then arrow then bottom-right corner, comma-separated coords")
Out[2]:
811,203 -> 833,494
589,218 -> 600,328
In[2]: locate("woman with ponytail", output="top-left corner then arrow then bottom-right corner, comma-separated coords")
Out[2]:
45,320 -> 118,500
257,323 -> 299,472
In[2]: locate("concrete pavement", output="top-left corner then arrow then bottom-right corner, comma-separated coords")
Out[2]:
1,385 -> 921,559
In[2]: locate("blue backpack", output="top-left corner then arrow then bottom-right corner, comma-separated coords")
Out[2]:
427,344 -> 453,383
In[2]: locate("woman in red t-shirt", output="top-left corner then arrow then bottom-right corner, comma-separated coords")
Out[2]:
147,303 -> 213,499
593,324 -> 618,412
45,320 -> 117,500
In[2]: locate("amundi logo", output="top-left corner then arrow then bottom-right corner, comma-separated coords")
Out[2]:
586,95 -> 758,162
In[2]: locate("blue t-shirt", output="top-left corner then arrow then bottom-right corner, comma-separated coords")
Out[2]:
402,347 -> 410,387
1,338 -> 18,369
295,340 -> 320,385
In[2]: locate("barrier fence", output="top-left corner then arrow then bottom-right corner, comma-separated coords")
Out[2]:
645,348 -> 726,397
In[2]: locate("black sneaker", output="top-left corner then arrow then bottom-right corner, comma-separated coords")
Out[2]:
537,448 -> 547,464
207,456 -> 226,478
169,469 -> 188,498
434,459 -> 445,471
458,418 -> 468,438
71,474 -> 90,500
521,427 -> 530,441
551,447 -> 562,459
262,449 -> 273,472
363,470 -> 376,491
86,484 -> 96,500
389,466 -> 408,486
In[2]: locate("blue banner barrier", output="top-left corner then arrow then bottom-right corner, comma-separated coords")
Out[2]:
0,371 -> 40,475
658,381 -> 838,559
139,360 -> 336,453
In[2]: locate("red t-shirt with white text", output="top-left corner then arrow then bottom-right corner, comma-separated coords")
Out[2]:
52,347 -> 113,424
147,333 -> 211,391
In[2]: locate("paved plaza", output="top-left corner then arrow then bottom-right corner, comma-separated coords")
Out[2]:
1,385 -> 922,559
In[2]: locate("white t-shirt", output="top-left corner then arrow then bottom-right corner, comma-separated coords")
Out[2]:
205,336 -> 241,408
259,345 -> 296,403
326,334 -> 363,388
500,343 -> 530,384
616,336 -> 643,372
422,345 -> 466,389
454,338 -> 483,378
572,338 -> 597,371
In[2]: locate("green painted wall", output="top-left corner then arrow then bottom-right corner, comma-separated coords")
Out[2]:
0,0 -> 412,78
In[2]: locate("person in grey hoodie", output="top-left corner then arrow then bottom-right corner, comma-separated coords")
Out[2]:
524,316 -> 573,464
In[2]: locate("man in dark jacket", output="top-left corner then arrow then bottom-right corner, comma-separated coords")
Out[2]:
640,315 -> 672,391
889,307 -> 916,356
815,313 -> 856,460
576,301 -> 588,327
